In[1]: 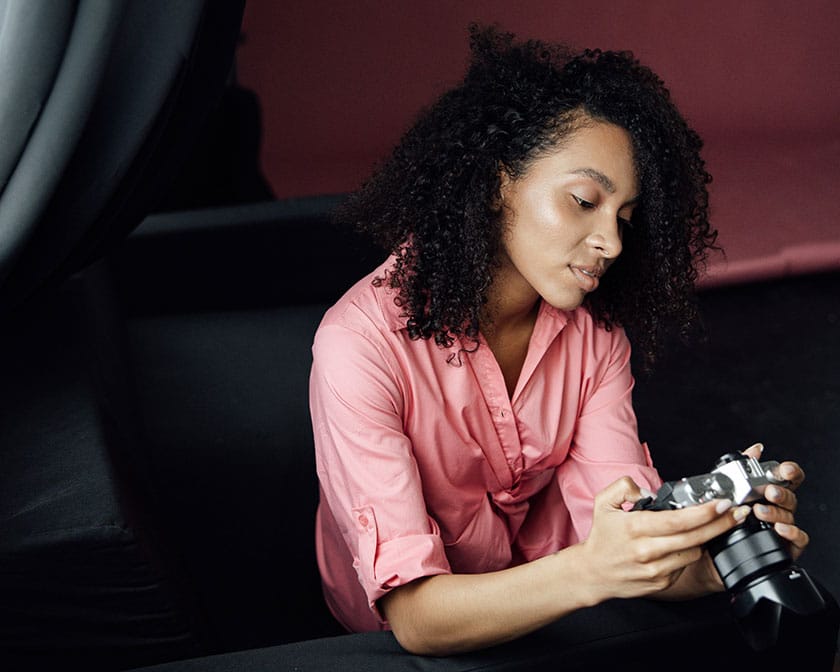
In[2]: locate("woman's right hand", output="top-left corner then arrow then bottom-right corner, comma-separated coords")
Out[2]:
579,476 -> 751,601
380,477 -> 751,657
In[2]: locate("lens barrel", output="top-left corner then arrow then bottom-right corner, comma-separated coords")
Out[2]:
708,516 -> 790,591
707,513 -> 826,650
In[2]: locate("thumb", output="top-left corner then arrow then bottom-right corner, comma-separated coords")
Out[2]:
741,442 -> 764,460
595,476 -> 652,512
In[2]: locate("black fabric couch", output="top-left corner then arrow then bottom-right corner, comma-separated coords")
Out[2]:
117,200 -> 840,667
1,195 -> 838,670
0,272 -> 207,671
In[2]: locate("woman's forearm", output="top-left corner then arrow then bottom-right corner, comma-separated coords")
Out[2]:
379,543 -> 604,656
380,481 -> 750,656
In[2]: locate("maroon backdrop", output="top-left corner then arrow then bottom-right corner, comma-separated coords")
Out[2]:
236,0 -> 840,286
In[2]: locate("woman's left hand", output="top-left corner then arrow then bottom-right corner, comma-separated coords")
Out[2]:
743,443 -> 809,561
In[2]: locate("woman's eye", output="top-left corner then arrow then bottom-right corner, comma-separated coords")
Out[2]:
572,194 -> 595,209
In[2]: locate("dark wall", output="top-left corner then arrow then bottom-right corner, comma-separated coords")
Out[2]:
231,1 -> 840,289
235,0 -> 840,199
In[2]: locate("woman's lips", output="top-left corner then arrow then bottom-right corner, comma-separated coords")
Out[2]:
570,265 -> 602,292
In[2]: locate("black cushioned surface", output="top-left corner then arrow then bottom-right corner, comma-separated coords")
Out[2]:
0,277 -> 205,670
123,304 -> 342,650
126,590 -> 838,672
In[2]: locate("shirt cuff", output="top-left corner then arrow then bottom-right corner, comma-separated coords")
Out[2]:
353,505 -> 451,623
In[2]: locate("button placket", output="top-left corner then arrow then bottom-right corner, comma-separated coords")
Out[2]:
471,339 -> 523,488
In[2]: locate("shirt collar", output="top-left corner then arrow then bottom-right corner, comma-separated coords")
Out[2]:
376,282 -> 410,333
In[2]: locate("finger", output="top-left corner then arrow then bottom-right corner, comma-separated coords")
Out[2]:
629,507 -> 747,566
741,442 -> 764,459
596,476 -> 645,511
764,484 -> 798,513
753,502 -> 796,526
774,523 -> 809,560
637,547 -> 703,581
774,461 -> 805,490
659,547 -> 704,574
632,501 -> 750,539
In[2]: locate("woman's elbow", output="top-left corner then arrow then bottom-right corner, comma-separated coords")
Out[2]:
379,583 -> 458,656
390,624 -> 445,657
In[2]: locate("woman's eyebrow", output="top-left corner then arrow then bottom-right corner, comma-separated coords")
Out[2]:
571,167 -> 639,205
570,167 -> 616,193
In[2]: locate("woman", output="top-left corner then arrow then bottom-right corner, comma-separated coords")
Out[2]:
308,25 -> 835,665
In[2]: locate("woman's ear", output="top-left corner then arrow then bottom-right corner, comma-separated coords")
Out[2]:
499,165 -> 513,192
494,166 -> 513,211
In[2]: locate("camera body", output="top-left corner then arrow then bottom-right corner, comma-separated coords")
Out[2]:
634,451 -> 787,511
634,452 -> 826,650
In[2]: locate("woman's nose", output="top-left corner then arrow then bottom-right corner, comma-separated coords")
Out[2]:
586,221 -> 623,259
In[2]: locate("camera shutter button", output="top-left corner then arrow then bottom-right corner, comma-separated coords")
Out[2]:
715,452 -> 742,468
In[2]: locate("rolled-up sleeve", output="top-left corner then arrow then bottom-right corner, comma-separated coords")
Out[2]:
555,326 -> 662,542
310,318 -> 451,625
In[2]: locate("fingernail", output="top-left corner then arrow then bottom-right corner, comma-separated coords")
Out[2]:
775,522 -> 792,535
755,504 -> 770,515
766,485 -> 781,501
749,442 -> 764,454
715,499 -> 733,514
733,505 -> 751,522
780,465 -> 797,480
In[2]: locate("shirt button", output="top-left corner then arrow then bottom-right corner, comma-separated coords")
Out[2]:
358,514 -> 369,527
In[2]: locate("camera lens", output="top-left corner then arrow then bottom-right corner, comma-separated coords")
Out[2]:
707,512 -> 826,651
708,516 -> 790,590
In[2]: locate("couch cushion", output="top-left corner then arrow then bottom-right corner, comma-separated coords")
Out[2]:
0,277 -> 205,670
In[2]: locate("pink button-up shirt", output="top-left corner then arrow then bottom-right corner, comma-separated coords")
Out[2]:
309,260 -> 662,632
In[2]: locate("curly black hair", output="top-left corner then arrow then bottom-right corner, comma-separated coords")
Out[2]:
334,24 -> 717,368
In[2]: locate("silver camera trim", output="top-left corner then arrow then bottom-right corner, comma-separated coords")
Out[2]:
667,457 -> 786,508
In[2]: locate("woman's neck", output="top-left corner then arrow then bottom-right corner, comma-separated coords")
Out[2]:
481,286 -> 540,399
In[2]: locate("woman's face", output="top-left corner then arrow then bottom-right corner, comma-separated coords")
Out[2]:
496,119 -> 638,314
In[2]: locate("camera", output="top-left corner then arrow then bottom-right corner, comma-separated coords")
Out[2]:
633,451 -> 826,650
